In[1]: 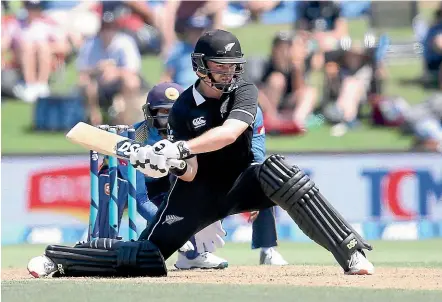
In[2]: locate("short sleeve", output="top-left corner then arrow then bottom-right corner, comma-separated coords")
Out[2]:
165,45 -> 180,72
227,83 -> 258,126
119,35 -> 141,72
76,39 -> 94,71
167,105 -> 193,142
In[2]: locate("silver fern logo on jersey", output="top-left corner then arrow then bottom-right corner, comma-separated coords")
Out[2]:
162,215 -> 184,225
220,98 -> 229,118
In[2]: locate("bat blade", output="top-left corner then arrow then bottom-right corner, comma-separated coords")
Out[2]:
66,122 -> 134,159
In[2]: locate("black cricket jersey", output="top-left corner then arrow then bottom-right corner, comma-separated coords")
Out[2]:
167,79 -> 258,186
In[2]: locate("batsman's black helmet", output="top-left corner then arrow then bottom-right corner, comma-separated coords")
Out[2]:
191,29 -> 246,93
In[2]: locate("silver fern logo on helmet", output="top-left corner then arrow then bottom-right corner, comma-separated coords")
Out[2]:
224,42 -> 235,52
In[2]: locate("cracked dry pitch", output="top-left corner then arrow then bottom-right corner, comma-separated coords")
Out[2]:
2,266 -> 442,290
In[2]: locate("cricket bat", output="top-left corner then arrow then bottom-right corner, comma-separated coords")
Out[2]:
66,122 -> 185,169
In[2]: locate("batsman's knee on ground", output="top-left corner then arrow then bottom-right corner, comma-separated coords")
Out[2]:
43,238 -> 167,278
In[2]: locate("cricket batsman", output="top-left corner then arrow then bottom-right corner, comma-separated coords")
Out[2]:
95,82 -> 228,270
28,30 -> 373,278
27,81 -> 286,276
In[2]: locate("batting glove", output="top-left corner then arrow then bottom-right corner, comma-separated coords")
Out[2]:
152,139 -> 191,160
129,146 -> 170,178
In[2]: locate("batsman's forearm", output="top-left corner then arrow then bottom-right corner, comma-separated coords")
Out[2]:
187,126 -> 237,154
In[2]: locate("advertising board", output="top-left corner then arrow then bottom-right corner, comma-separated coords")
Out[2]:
2,153 -> 441,245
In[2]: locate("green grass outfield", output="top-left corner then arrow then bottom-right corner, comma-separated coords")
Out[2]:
2,241 -> 442,302
2,8 -> 439,154
2,282 -> 441,302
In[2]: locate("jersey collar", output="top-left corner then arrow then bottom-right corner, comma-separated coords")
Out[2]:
192,82 -> 206,106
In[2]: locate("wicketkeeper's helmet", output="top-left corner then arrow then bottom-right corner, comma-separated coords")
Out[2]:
142,82 -> 184,132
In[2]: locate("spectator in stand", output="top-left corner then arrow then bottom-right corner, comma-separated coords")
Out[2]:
2,1 -> 21,98
237,1 -> 281,22
99,0 -> 163,55
160,0 -> 226,57
407,93 -> 442,152
258,31 -> 317,134
40,1 -> 100,51
374,93 -> 442,153
294,1 -> 348,71
422,3 -> 442,89
8,1 -> 70,103
161,15 -> 212,89
322,35 -> 383,137
76,13 -> 145,126
2,1 -> 17,66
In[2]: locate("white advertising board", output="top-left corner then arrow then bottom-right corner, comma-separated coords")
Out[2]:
2,153 -> 441,244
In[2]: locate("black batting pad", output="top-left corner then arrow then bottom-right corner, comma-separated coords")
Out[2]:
259,155 -> 372,271
45,239 -> 167,277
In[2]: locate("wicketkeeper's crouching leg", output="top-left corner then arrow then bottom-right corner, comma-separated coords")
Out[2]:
28,238 -> 167,278
258,155 -> 374,274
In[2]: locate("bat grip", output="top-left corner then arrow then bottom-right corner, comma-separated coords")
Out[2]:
167,159 -> 186,170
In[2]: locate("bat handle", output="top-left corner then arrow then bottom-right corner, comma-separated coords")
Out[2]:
167,159 -> 186,169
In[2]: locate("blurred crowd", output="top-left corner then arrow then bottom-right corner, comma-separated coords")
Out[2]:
1,1 -> 441,151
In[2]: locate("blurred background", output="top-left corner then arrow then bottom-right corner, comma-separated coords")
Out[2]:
1,1 -> 441,247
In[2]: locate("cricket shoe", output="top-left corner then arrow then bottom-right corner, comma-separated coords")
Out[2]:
260,248 -> 288,265
175,252 -> 228,270
27,255 -> 57,278
345,250 -> 375,275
